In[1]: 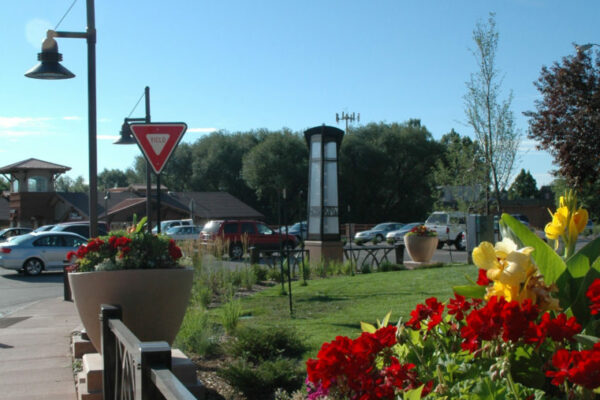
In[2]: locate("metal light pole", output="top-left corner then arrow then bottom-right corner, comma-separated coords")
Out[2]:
114,86 -> 153,232
25,0 -> 99,238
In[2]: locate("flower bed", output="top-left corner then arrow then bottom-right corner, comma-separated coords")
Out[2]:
306,190 -> 600,399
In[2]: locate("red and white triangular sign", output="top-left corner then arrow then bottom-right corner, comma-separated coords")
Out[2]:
129,123 -> 187,174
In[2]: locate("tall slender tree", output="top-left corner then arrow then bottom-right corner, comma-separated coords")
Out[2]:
464,13 -> 520,214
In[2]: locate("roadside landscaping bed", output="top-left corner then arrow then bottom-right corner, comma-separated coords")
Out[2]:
175,261 -> 477,399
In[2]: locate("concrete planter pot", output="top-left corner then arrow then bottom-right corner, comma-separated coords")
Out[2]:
69,268 -> 193,353
404,234 -> 438,263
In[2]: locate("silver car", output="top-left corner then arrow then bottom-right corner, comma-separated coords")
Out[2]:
354,222 -> 404,244
165,225 -> 201,241
0,231 -> 87,276
385,222 -> 424,243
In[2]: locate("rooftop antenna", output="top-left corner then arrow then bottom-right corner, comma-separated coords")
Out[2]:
335,111 -> 360,135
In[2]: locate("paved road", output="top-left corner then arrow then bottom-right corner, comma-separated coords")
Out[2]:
0,268 -> 64,318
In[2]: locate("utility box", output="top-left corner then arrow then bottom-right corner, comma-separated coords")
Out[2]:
466,215 -> 495,262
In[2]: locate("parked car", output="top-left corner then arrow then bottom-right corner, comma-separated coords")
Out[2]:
385,222 -> 424,243
354,222 -> 404,244
51,221 -> 108,239
33,224 -> 56,233
151,219 -> 193,234
165,225 -> 201,241
0,227 -> 33,242
276,221 -> 307,241
200,219 -> 298,259
424,211 -> 466,249
0,231 -> 87,276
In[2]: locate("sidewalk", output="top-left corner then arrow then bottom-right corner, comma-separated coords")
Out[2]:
0,297 -> 79,400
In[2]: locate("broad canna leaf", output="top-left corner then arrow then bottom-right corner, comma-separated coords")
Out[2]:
360,321 -> 376,333
568,235 -> 600,267
566,267 -> 600,330
501,214 -> 566,285
453,284 -> 486,299
402,385 -> 424,400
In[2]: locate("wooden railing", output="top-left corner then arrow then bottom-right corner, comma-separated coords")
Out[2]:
100,304 -> 196,400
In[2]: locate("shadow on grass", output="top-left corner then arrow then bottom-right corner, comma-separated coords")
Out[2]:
297,294 -> 348,303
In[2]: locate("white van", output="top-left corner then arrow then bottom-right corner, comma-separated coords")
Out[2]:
152,219 -> 193,234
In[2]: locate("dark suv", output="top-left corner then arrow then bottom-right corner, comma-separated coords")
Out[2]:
200,219 -> 298,259
50,222 -> 108,239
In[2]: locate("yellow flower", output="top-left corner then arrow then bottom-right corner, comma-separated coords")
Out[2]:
544,206 -> 568,240
486,281 -> 519,302
473,238 -> 533,286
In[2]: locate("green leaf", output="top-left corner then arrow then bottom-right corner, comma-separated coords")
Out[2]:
380,311 -> 392,328
566,253 -> 591,279
401,385 -> 424,400
574,334 -> 600,347
360,321 -> 376,333
453,285 -> 486,299
501,214 -> 566,285
136,216 -> 148,233
566,267 -> 600,329
569,236 -> 600,267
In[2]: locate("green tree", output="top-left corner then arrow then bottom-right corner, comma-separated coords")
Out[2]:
508,169 -> 538,199
464,13 -> 520,214
339,120 -> 444,223
432,129 -> 487,212
0,176 -> 9,191
98,168 -> 129,190
524,45 -> 600,219
55,175 -> 88,192
241,130 -> 307,221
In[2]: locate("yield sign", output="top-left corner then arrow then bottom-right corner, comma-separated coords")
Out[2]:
129,123 -> 187,174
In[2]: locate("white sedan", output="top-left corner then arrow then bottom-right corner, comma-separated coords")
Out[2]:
165,225 -> 201,241
0,231 -> 87,276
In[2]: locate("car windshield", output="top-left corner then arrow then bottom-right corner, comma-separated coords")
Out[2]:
373,223 -> 391,231
10,233 -> 33,245
202,221 -> 222,233
426,214 -> 447,224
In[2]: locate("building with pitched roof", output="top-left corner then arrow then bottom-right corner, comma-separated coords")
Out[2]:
0,159 -> 263,229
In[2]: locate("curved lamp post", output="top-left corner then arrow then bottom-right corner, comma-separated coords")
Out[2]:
25,0 -> 99,238
114,86 -> 153,232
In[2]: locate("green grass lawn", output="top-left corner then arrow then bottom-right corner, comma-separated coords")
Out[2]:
229,264 -> 477,357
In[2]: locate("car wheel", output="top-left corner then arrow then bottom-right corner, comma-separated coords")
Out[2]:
229,243 -> 244,260
375,234 -> 384,243
436,241 -> 444,249
23,258 -> 44,276
455,234 -> 466,251
283,241 -> 296,255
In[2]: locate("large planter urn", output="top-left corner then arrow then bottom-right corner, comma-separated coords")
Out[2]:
404,234 -> 438,263
69,268 -> 193,353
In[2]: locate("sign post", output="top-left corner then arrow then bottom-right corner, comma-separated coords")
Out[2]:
130,123 -> 187,232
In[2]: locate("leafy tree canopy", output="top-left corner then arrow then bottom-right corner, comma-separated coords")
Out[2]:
525,47 -> 600,189
508,169 -> 538,200
55,175 -> 88,193
98,168 -> 129,190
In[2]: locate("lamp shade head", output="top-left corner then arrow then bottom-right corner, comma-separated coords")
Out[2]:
25,37 -> 75,80
114,121 -> 137,145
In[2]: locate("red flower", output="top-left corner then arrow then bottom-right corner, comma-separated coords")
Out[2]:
586,278 -> 600,315
476,268 -> 490,286
447,293 -> 472,321
538,312 -> 581,343
546,349 -> 572,386
406,297 -> 444,331
168,239 -> 183,260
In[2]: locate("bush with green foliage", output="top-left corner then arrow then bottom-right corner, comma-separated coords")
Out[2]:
226,326 -> 308,363
174,307 -> 220,357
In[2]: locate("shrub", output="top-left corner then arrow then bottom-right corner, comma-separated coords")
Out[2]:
378,261 -> 404,272
174,307 -> 220,356
218,358 -> 305,400
191,284 -> 212,308
226,326 -> 308,363
252,264 -> 269,282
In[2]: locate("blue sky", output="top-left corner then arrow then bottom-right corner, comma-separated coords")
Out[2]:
1,1 -> 599,187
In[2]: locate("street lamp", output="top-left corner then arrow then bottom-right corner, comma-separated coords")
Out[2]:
114,86 -> 153,232
25,0 -> 99,238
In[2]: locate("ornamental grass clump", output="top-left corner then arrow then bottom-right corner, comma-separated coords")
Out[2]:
306,189 -> 600,399
67,217 -> 183,272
